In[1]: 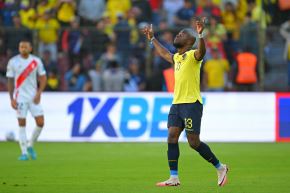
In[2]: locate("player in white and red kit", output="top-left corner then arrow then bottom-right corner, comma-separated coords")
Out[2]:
6,40 -> 47,161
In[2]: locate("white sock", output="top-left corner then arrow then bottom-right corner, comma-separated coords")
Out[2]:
28,126 -> 43,147
216,163 -> 224,170
19,126 -> 28,155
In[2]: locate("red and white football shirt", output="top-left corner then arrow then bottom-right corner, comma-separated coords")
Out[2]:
6,54 -> 46,102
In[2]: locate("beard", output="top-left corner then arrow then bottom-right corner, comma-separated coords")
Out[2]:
173,41 -> 183,48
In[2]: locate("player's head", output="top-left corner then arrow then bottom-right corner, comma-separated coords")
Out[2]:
173,28 -> 196,49
19,40 -> 32,56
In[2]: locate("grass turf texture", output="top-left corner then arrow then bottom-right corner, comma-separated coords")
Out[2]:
0,142 -> 290,193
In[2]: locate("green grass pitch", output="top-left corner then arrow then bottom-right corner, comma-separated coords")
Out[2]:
0,142 -> 290,193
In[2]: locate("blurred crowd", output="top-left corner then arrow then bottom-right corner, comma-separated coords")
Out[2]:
0,0 -> 289,92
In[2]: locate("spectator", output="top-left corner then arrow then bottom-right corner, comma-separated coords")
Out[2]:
97,43 -> 121,72
78,0 -> 105,26
222,1 -> 239,40
196,0 -> 221,18
131,0 -> 152,24
127,8 -> 139,46
88,64 -> 102,91
174,0 -> 195,27
163,0 -> 184,26
78,28 -> 92,57
235,49 -> 258,91
46,68 -> 60,91
61,17 -> 83,64
0,0 -> 4,25
274,0 -> 289,25
56,0 -> 76,26
203,48 -> 230,91
131,22 -> 148,62
239,12 -> 258,56
0,0 -> 4,12
83,77 -> 93,91
106,0 -> 131,24
236,0 -> 248,23
114,13 -> 131,67
42,49 -> 57,73
204,16 -> 227,58
148,0 -> 163,26
90,19 -> 110,61
156,19 -> 169,38
101,12 -> 114,39
163,67 -> 174,92
36,0 -> 55,17
280,19 -> 290,89
124,58 -> 146,91
160,30 -> 176,53
65,63 -> 87,91
221,0 -> 238,8
247,0 -> 267,29
81,52 -> 94,71
19,0 -> 37,29
5,13 -> 31,56
146,70 -> 164,91
222,2 -> 239,64
1,0 -> 19,26
35,10 -> 60,62
56,53 -> 71,90
0,0 -> 287,92
102,60 -> 126,91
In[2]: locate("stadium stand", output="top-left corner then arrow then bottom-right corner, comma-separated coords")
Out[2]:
0,0 -> 289,91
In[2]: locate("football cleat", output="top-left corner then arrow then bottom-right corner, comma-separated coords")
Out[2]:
156,177 -> 181,187
18,154 -> 29,161
27,147 -> 37,160
217,164 -> 229,186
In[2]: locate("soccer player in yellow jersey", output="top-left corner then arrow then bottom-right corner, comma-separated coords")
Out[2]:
143,20 -> 228,187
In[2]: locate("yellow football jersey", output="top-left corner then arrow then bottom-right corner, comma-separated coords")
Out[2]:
172,50 -> 203,104
204,58 -> 230,89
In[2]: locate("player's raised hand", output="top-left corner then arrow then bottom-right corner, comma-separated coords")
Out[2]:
195,17 -> 206,35
11,99 -> 17,110
142,24 -> 154,40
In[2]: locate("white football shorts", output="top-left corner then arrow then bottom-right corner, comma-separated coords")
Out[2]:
16,102 -> 44,118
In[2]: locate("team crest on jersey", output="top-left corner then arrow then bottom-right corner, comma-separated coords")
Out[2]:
182,54 -> 187,60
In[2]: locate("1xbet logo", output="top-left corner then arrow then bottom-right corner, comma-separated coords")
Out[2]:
68,97 -> 173,138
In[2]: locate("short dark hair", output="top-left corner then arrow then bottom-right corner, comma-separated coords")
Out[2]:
182,28 -> 196,40
19,39 -> 32,45
182,28 -> 196,47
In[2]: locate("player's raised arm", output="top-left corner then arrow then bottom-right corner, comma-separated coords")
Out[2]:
193,19 -> 206,61
142,24 -> 174,64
